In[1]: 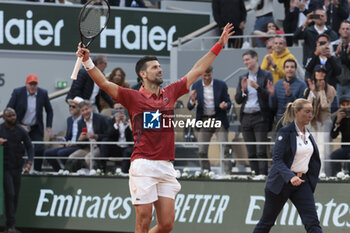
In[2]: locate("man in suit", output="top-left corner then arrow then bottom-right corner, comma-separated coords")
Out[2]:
66,100 -> 108,171
66,55 -> 116,112
235,50 -> 273,175
43,96 -> 83,171
7,74 -> 53,171
187,66 -> 232,174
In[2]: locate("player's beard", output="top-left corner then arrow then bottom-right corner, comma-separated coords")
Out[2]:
152,75 -> 163,85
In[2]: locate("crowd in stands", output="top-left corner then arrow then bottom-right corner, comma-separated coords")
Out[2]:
26,0 -> 148,7
1,0 -> 349,177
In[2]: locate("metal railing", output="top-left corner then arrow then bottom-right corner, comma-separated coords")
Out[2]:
176,33 -> 296,51
28,140 -> 350,175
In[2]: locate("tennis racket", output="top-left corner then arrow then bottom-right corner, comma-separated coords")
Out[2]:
70,0 -> 111,80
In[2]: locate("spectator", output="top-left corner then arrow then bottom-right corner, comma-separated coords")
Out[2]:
7,74 -> 53,172
304,65 -> 336,175
187,66 -> 232,174
66,55 -> 116,112
305,34 -> 342,88
268,59 -> 307,124
102,104 -> 133,173
131,76 -> 142,90
235,50 -> 273,175
43,97 -> 83,171
265,38 -> 274,54
279,0 -> 311,46
330,95 -> 350,176
251,0 -> 275,47
294,8 -> 338,66
65,100 -> 108,171
254,21 -> 285,46
108,67 -> 130,88
0,108 -> 33,233
309,0 -> 349,33
261,36 -> 297,84
124,0 -> 146,7
212,0 -> 247,48
331,20 -> 350,98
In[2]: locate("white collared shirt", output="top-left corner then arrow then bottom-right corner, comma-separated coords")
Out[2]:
243,71 -> 261,113
89,83 -> 100,104
71,115 -> 82,142
22,91 -> 37,126
114,122 -> 129,148
290,123 -> 314,174
202,80 -> 215,116
84,114 -> 95,142
314,25 -> 326,35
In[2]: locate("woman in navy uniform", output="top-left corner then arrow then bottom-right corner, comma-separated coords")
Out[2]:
253,98 -> 322,233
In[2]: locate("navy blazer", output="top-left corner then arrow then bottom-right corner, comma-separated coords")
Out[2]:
77,113 -> 108,148
66,68 -> 114,110
266,122 -> 321,195
235,68 -> 273,128
64,116 -> 82,142
187,79 -> 231,129
7,86 -> 53,135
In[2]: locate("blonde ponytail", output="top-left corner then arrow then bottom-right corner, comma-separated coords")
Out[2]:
281,98 -> 311,126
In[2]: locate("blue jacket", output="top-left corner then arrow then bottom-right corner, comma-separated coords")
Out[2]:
187,79 -> 231,129
266,122 -> 321,195
64,116 -> 82,142
269,77 -> 307,123
7,86 -> 53,136
66,68 -> 114,111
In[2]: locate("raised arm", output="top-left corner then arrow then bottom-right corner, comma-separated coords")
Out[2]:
185,23 -> 235,89
76,44 -> 119,100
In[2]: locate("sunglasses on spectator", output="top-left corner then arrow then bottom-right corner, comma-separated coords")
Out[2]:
69,105 -> 77,109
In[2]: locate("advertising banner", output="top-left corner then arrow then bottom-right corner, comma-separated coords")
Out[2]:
14,176 -> 350,232
0,2 -> 210,56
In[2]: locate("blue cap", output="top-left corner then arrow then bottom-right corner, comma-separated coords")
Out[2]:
314,64 -> 327,72
339,95 -> 350,104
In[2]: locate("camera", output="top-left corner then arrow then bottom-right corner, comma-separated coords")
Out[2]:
341,109 -> 350,116
310,14 -> 321,20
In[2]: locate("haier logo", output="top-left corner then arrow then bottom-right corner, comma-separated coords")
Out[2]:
143,110 -> 161,129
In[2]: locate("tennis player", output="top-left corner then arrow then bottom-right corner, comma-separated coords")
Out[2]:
75,23 -> 234,233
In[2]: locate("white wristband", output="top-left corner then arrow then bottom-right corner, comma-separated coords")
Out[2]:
83,58 -> 95,70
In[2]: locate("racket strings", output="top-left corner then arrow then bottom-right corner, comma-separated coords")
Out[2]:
80,1 -> 109,39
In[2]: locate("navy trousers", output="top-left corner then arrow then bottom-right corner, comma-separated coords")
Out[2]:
253,176 -> 322,233
29,126 -> 44,171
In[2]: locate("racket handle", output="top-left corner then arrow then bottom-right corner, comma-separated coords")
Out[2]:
70,57 -> 83,80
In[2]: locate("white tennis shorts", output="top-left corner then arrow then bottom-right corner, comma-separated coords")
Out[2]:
129,159 -> 181,205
